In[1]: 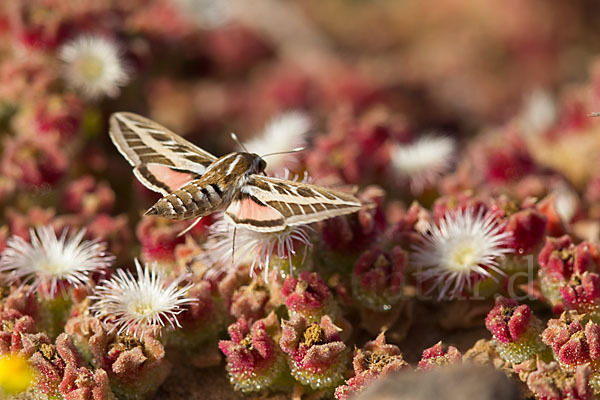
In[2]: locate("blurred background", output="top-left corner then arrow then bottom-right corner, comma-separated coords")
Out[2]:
2,0 -> 600,253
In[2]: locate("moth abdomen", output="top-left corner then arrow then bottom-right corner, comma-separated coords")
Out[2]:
145,194 -> 188,220
146,180 -> 227,220
182,181 -> 225,208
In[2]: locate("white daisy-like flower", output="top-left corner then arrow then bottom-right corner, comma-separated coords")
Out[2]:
173,0 -> 232,28
390,134 -> 456,195
0,226 -> 113,297
244,111 -> 311,170
203,216 -> 312,281
90,259 -> 194,340
58,35 -> 129,99
411,207 -> 513,300
520,89 -> 556,136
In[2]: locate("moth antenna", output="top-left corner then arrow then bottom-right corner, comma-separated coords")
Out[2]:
261,147 -> 305,158
230,133 -> 250,153
177,217 -> 203,237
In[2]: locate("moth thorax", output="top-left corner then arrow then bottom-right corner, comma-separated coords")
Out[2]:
253,156 -> 267,174
220,152 -> 265,176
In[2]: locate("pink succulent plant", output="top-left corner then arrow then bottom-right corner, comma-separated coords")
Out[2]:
0,309 -> 40,356
279,314 -> 349,390
335,332 -> 409,399
527,360 -> 594,400
388,201 -> 430,249
0,135 -> 67,188
560,271 -> 600,315
502,208 -> 547,255
219,313 -> 289,393
538,236 -> 600,312
485,296 -> 544,363
282,271 -> 336,323
28,333 -> 114,399
538,237 -> 599,280
88,328 -> 171,399
229,283 -> 270,321
167,279 -> 226,349
541,312 -> 600,370
136,216 -> 207,266
63,176 -> 115,216
352,246 -> 406,311
417,341 -> 462,371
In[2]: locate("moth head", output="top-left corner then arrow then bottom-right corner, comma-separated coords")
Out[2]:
250,154 -> 267,174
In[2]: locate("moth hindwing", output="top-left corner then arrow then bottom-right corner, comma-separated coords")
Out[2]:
109,112 -> 363,232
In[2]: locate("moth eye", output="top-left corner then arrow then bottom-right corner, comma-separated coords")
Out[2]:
259,159 -> 266,171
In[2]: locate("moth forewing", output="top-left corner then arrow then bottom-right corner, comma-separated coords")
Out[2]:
282,200 -> 363,227
237,175 -> 363,229
109,112 -> 217,194
110,112 -> 217,168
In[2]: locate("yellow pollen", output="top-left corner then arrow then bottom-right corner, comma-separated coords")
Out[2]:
76,55 -> 105,80
39,344 -> 55,360
133,302 -> 155,316
42,262 -> 63,274
450,242 -> 477,270
302,323 -> 326,347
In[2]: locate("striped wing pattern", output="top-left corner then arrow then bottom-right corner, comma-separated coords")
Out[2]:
109,112 -> 364,233
109,112 -> 217,195
224,175 -> 362,232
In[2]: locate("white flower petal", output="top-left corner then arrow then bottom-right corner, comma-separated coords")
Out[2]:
244,111 -> 311,170
202,215 -> 312,280
390,134 -> 455,195
520,89 -> 557,136
173,0 -> 233,28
